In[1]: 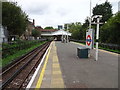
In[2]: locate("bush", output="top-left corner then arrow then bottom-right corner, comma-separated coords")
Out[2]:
2,40 -> 43,58
100,12 -> 120,44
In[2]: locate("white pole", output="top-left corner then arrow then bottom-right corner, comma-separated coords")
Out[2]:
67,24 -> 68,43
66,24 -> 68,43
95,17 -> 100,61
89,0 -> 92,29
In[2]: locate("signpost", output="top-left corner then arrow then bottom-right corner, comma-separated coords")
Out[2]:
92,15 -> 102,61
86,29 -> 94,49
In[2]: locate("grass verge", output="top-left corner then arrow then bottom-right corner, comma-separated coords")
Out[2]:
98,46 -> 120,54
0,41 -> 46,67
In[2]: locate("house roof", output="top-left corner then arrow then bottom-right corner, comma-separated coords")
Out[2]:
27,20 -> 35,27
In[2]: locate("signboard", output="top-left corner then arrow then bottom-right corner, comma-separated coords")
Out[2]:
86,29 -> 94,49
86,35 -> 92,46
58,25 -> 63,30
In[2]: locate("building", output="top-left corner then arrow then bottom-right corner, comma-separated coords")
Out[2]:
41,29 -> 58,36
40,28 -> 71,42
39,25 -> 71,42
58,25 -> 63,30
0,25 -> 8,43
21,20 -> 35,40
52,29 -> 71,42
35,26 -> 43,39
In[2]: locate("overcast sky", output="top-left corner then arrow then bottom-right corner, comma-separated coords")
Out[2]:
13,0 -> 119,28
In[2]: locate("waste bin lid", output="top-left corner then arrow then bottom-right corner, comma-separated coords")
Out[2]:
77,47 -> 88,49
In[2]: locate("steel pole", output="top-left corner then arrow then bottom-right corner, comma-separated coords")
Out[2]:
89,0 -> 92,29
95,17 -> 100,61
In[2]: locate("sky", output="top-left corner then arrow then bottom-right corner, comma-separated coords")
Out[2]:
10,0 -> 120,28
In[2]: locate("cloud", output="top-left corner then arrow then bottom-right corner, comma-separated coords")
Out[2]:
26,4 -> 49,15
16,0 -> 119,28
17,0 -> 50,15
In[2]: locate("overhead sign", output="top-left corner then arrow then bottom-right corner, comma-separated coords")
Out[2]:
86,29 -> 94,49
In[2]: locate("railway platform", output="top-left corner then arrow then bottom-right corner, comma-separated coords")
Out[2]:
27,41 -> 118,89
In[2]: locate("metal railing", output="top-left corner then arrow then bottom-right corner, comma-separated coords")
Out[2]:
70,39 -> 120,53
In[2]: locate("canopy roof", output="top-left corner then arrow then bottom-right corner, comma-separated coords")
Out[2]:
52,29 -> 71,36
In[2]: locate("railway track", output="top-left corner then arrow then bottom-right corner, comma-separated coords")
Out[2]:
0,41 -> 51,89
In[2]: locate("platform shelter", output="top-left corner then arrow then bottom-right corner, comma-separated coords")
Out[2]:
52,29 -> 71,42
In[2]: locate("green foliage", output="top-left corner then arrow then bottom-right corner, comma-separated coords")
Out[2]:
64,21 -> 89,40
44,26 -> 54,29
32,29 -> 41,39
93,1 -> 112,23
1,41 -> 46,67
66,22 -> 82,40
2,40 -> 42,58
100,12 -> 120,44
81,19 -> 89,40
2,2 -> 28,36
64,24 -> 68,30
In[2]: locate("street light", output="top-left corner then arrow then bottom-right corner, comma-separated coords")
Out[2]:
89,0 -> 92,29
87,0 -> 92,30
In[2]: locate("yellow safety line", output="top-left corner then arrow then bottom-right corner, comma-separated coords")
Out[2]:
98,49 -> 119,56
71,41 -> 85,46
35,44 -> 52,89
51,42 -> 64,88
71,41 -> 119,56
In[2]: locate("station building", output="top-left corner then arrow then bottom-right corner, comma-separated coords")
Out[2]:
40,29 -> 71,42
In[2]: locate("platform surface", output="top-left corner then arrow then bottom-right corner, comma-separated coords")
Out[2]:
29,41 -> 118,88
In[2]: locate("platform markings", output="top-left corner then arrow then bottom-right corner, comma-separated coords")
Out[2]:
26,42 -> 52,89
71,41 -> 85,46
35,43 -> 52,89
98,49 -> 119,56
51,42 -> 64,88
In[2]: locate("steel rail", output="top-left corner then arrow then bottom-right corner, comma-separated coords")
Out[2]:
1,41 -> 50,89
1,42 -> 46,73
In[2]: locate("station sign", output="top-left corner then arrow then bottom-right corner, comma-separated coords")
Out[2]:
86,29 -> 94,49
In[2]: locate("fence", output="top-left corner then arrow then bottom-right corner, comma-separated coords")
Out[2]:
70,39 -> 120,53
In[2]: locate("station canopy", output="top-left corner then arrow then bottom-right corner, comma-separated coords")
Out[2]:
52,29 -> 71,36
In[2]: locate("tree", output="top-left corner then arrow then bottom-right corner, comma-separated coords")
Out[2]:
66,22 -> 82,40
44,26 -> 54,29
64,24 -> 68,31
93,1 -> 112,23
81,19 -> 89,40
2,2 -> 28,37
100,12 -> 120,44
32,29 -> 40,39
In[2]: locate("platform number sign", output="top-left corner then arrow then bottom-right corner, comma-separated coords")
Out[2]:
86,29 -> 94,49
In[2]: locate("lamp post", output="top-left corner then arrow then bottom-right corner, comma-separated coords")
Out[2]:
87,0 -> 92,30
89,0 -> 92,29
